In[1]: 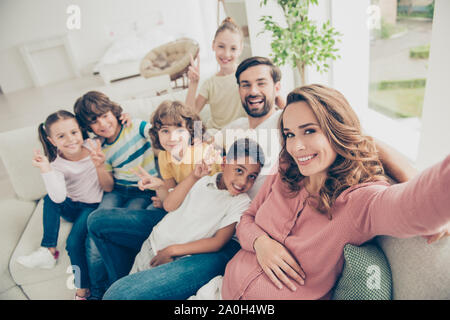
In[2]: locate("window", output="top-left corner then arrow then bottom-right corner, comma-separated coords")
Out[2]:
367,0 -> 434,161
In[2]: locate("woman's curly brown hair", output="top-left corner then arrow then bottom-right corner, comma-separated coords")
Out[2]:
278,84 -> 387,218
149,100 -> 207,150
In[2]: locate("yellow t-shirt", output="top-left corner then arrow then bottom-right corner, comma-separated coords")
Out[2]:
198,73 -> 247,130
158,144 -> 222,183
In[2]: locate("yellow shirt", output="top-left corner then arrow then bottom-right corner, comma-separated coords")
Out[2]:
158,144 -> 222,183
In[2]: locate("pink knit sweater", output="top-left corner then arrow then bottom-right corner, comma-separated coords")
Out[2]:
222,155 -> 450,300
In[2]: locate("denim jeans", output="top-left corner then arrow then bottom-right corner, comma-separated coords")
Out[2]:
102,239 -> 240,300
41,195 -> 98,289
87,205 -> 167,297
85,236 -> 108,299
98,185 -> 155,210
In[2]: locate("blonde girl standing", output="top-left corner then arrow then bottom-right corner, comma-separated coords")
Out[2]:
185,17 -> 248,130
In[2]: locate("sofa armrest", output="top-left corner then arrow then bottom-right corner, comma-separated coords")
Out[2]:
0,198 -> 36,294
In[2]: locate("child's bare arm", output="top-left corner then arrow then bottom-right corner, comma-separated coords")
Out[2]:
154,178 -> 176,202
162,173 -> 198,212
162,162 -> 210,212
96,166 -> 114,192
149,223 -> 237,267
185,54 -> 207,114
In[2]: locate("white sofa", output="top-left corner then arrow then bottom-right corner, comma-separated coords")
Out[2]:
0,90 -> 449,300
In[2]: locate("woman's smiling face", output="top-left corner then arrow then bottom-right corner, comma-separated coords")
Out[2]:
282,101 -> 337,182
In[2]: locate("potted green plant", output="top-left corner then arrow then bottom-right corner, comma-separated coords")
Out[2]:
259,0 -> 342,85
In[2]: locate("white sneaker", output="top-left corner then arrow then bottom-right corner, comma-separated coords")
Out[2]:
16,247 -> 58,269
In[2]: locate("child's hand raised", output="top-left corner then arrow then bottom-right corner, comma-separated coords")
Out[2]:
188,53 -> 200,84
88,139 -> 106,168
32,149 -> 51,173
203,143 -> 223,165
193,160 -> 211,180
133,166 -> 164,191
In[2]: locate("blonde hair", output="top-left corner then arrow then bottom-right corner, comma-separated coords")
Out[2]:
278,84 -> 387,218
214,17 -> 243,41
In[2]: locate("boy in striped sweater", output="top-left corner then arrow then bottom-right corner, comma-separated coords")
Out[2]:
74,91 -> 158,209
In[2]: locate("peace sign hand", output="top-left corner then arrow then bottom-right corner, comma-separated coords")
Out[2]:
133,166 -> 164,191
193,160 -> 211,180
88,139 -> 106,168
188,53 -> 200,84
32,149 -> 51,173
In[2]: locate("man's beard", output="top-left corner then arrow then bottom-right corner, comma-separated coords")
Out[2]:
242,95 -> 273,118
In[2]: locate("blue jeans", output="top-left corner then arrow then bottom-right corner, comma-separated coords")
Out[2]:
98,185 -> 155,210
41,195 -> 98,289
87,205 -> 167,297
103,240 -> 240,300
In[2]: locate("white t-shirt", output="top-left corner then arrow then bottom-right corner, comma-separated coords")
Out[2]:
130,173 -> 251,274
216,109 -> 282,199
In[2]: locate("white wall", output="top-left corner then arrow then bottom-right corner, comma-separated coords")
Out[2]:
244,0 -> 295,99
416,0 -> 450,169
331,0 -> 371,120
0,0 -> 217,93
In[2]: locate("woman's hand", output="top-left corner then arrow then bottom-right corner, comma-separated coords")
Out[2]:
423,223 -> 450,244
32,149 -> 51,173
88,139 -> 106,168
150,246 -> 176,267
253,234 -> 306,291
188,54 -> 200,84
134,166 -> 165,191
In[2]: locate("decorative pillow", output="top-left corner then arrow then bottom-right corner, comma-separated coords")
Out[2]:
332,242 -> 393,300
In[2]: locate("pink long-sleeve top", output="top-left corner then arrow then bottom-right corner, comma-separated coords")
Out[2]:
41,147 -> 103,204
222,155 -> 450,300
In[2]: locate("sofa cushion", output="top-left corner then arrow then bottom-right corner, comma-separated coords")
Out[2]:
0,198 -> 36,294
0,285 -> 28,300
118,89 -> 211,125
332,242 -> 392,300
376,235 -> 450,299
20,275 -> 75,300
0,126 -> 47,201
9,198 -> 73,287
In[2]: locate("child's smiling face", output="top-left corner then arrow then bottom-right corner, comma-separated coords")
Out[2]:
89,111 -> 121,142
220,156 -> 261,196
48,118 -> 84,159
158,119 -> 191,158
213,29 -> 242,70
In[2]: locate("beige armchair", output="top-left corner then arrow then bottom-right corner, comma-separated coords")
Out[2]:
140,38 -> 199,89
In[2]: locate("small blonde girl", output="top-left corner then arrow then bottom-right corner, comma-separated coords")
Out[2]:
185,17 -> 248,130
16,110 -> 113,300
